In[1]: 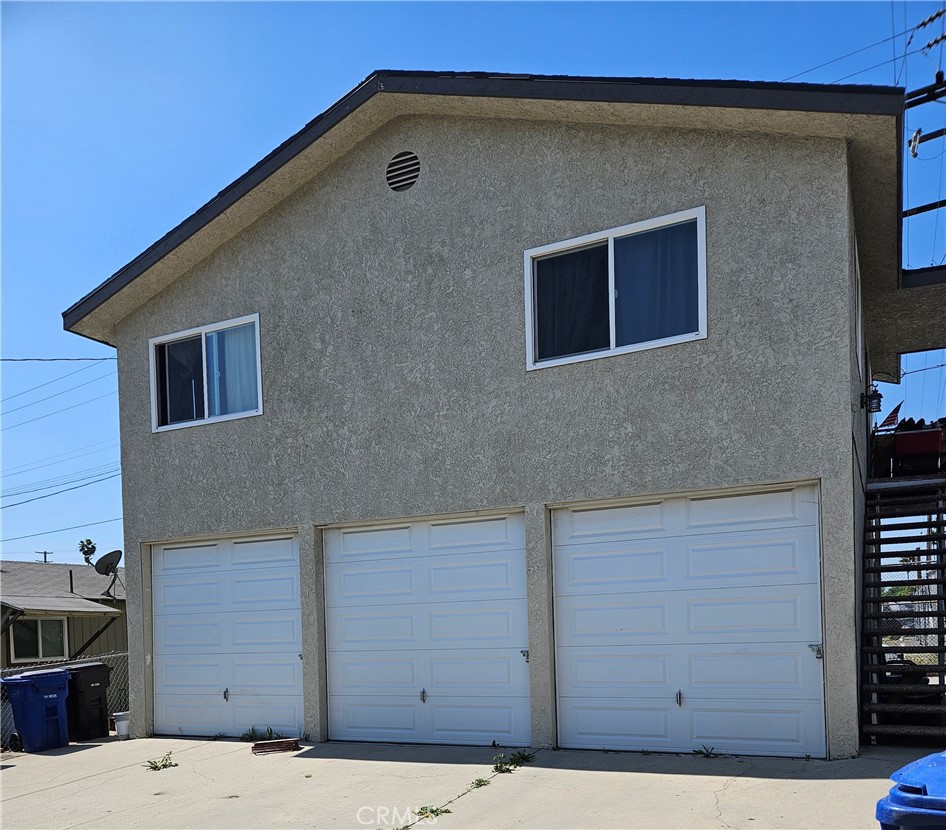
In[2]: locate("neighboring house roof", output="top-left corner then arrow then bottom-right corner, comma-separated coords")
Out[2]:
61,69 -> 903,366
0,560 -> 125,617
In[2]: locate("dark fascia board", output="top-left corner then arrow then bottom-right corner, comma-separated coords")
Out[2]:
62,70 -> 904,332
902,265 -> 946,288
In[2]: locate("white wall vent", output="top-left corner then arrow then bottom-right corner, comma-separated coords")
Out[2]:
386,151 -> 420,191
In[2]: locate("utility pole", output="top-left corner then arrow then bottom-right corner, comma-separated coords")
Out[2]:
35,550 -> 53,563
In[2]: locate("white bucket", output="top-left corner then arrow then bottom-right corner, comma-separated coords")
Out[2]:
114,712 -> 130,740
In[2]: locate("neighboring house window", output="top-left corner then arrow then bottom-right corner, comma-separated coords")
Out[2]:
10,617 -> 67,662
524,207 -> 707,369
150,314 -> 262,431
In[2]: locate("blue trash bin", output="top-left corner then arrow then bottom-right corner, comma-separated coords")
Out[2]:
0,668 -> 70,752
877,751 -> 946,830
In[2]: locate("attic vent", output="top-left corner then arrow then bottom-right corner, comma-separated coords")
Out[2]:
386,151 -> 420,192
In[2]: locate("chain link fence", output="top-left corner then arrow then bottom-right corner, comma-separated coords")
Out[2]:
1,651 -> 128,749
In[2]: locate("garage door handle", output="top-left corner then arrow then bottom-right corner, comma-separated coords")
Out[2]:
420,688 -> 427,703
223,687 -> 229,702
675,690 -> 682,707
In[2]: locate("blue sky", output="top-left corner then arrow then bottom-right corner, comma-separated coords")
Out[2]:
3,1 -> 946,564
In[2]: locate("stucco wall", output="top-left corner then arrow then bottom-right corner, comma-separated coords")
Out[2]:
113,114 -> 859,754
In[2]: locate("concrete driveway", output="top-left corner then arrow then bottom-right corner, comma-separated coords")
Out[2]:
0,738 -> 928,829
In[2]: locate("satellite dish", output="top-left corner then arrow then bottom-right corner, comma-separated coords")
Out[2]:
93,550 -> 122,597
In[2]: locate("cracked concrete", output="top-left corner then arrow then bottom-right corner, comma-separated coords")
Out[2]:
0,738 -> 932,829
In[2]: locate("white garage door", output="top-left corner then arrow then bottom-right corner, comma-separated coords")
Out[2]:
325,514 -> 531,746
152,536 -> 304,737
554,485 -> 826,758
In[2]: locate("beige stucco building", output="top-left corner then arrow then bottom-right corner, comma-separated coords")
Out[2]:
65,72 -> 940,758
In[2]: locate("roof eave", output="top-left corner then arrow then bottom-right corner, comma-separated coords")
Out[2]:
63,70 -> 905,344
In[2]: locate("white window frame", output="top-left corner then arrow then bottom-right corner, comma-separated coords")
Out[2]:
149,313 -> 263,433
10,616 -> 68,663
524,206 -> 707,370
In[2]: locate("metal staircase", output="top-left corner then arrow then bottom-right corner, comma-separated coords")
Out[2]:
862,475 -> 946,742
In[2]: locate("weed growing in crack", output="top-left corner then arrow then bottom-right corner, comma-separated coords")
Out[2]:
416,806 -> 452,818
144,751 -> 178,771
492,753 -> 515,773
692,745 -> 717,758
469,778 -> 490,789
509,750 -> 536,766
240,726 -> 286,742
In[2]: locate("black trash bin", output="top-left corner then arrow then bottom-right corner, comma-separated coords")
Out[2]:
65,662 -> 111,741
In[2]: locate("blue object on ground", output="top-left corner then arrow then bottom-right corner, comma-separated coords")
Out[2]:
877,751 -> 946,829
0,668 -> 70,752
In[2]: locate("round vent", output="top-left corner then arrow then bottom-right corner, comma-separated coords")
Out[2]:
386,151 -> 420,192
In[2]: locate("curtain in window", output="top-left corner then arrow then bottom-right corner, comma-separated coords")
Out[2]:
206,323 -> 259,417
535,243 -> 609,361
614,221 -> 698,347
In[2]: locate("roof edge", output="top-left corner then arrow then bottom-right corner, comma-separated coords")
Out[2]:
63,70 -> 905,334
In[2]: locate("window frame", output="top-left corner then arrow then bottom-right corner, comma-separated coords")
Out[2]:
149,313 -> 263,433
524,206 -> 707,370
9,616 -> 68,663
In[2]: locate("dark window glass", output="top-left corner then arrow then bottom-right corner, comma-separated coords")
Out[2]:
534,243 -> 609,361
614,220 -> 698,347
12,619 -> 39,658
156,336 -> 205,426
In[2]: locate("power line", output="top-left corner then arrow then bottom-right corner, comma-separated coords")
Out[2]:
2,463 -> 121,498
2,439 -> 119,478
0,517 -> 123,543
1,369 -> 115,417
1,472 -> 121,510
831,45 -> 928,83
783,19 -> 923,81
1,357 -> 115,363
1,390 -> 117,431
1,362 -> 100,403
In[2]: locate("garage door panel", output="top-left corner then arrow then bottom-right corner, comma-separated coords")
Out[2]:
556,584 -> 819,646
153,544 -> 222,576
230,696 -> 303,737
685,488 -> 815,531
326,550 -> 525,607
559,699 -> 675,749
330,698 -> 424,741
154,695 -> 231,736
155,569 -> 299,615
155,609 -> 302,654
687,701 -> 826,757
553,502 -> 670,546
429,652 -> 527,695
430,698 -> 530,744
558,644 -> 820,700
329,600 -> 527,651
686,588 -> 818,639
329,653 -> 420,695
230,654 -> 302,695
556,541 -> 670,596
325,515 -> 524,565
557,649 -> 672,697
231,537 -> 296,567
557,598 -> 667,646
683,527 -> 818,585
154,655 -> 228,695
686,647 -> 820,698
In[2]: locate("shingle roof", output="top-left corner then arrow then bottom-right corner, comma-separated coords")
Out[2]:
0,560 -> 126,604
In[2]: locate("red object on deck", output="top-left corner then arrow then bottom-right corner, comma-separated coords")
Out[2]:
894,429 -> 944,457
